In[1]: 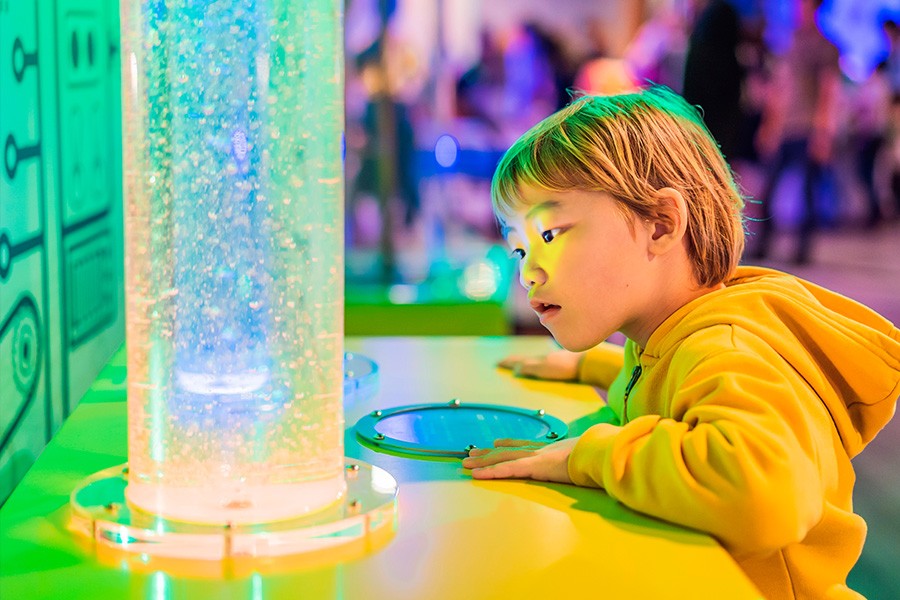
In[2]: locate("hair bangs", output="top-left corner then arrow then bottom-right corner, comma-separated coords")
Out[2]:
491,104 -> 607,217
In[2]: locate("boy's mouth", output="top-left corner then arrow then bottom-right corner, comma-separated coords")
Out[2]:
530,299 -> 561,319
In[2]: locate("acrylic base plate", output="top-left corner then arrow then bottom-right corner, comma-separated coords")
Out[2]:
69,459 -> 397,561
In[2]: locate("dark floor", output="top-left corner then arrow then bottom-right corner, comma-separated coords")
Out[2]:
747,223 -> 900,600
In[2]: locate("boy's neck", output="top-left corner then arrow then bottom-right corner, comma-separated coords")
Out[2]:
627,278 -> 725,348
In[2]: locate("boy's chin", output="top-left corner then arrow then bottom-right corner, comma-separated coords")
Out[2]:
547,328 -> 603,353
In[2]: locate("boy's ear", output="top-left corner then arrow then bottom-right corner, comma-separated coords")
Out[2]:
646,187 -> 688,256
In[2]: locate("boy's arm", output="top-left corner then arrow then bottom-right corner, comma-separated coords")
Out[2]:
498,342 -> 625,388
568,348 -> 825,558
577,341 -> 625,388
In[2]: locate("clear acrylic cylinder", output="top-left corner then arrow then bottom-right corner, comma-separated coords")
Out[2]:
120,0 -> 346,524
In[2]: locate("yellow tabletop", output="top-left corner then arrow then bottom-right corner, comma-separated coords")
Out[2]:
0,336 -> 762,599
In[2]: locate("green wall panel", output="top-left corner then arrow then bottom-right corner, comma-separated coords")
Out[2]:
0,0 -> 124,505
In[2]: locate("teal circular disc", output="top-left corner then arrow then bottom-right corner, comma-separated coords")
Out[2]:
355,401 -> 568,458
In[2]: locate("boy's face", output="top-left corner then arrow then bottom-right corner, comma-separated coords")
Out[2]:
501,185 -> 656,351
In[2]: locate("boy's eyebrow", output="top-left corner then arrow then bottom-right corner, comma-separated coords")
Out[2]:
525,200 -> 561,220
498,200 -> 561,238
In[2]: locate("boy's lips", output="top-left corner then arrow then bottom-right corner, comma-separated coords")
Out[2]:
530,298 -> 562,322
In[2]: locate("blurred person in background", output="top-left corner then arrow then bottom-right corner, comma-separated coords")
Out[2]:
352,39 -> 422,226
883,19 -> 900,213
345,0 -> 427,280
524,22 -> 579,112
498,22 -> 562,139
730,18 -> 771,168
752,0 -> 841,265
624,1 -> 689,93
847,60 -> 892,228
888,93 -> 900,218
572,19 -> 639,97
682,0 -> 744,160
884,19 -> 900,97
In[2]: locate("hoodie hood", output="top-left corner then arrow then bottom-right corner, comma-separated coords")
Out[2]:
643,266 -> 900,458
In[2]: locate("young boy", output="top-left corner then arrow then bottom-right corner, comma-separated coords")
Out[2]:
461,87 -> 900,599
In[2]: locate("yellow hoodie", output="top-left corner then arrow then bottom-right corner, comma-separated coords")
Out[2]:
569,266 -> 900,599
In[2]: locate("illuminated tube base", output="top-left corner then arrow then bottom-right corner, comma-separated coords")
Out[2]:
70,460 -> 397,560
125,474 -> 348,525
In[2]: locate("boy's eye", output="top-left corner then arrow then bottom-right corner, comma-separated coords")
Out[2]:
541,229 -> 560,243
511,248 -> 525,260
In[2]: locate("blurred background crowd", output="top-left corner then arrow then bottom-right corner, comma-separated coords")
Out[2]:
340,0 -> 900,335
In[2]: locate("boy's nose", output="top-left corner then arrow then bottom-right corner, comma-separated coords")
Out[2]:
519,263 -> 546,290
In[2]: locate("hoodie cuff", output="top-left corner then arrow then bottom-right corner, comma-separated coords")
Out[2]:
567,423 -> 621,488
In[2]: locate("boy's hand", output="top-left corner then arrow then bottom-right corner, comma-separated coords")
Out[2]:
462,437 -> 579,484
497,350 -> 583,381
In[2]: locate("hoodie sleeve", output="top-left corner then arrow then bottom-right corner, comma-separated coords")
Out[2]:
577,341 -> 625,389
567,344 -> 829,558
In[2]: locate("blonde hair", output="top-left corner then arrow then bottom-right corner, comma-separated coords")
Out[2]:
491,87 -> 746,287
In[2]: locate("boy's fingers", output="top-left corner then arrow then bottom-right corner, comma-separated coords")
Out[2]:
462,447 -> 537,469
512,359 -> 543,378
497,355 -> 527,370
464,441 -> 537,462
497,355 -> 548,378
492,438 -> 541,448
470,459 -> 533,480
